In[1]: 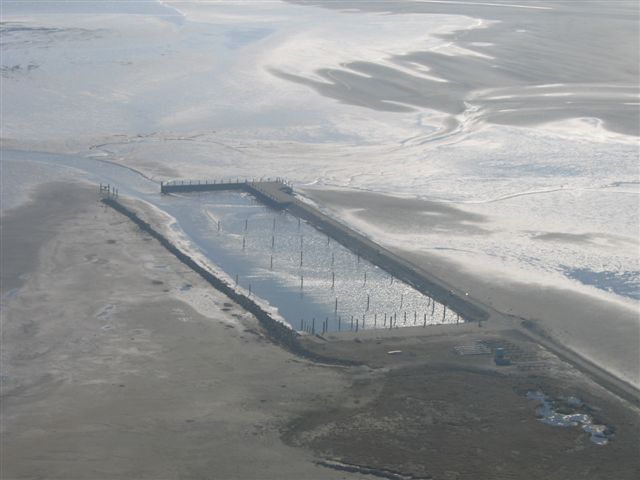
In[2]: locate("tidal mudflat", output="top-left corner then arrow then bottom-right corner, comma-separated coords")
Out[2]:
2,183 -> 638,479
1,0 -> 639,477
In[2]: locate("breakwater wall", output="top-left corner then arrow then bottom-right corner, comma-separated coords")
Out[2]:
100,196 -> 358,366
161,179 -> 293,209
161,179 -> 489,323
285,200 -> 488,323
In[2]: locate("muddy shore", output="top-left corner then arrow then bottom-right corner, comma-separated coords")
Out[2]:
2,182 -> 638,479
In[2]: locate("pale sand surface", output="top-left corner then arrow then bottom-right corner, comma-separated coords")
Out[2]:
302,188 -> 640,389
0,183 -> 368,480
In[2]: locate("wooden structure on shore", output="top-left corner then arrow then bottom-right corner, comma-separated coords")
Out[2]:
161,179 -> 293,209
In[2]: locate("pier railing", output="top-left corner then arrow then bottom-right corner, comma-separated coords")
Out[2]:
161,178 -> 293,209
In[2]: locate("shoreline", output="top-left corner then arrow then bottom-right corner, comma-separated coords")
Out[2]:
0,182 -> 365,480
302,187 -> 640,391
106,186 -> 639,406
100,193 -> 359,367
2,181 -> 638,479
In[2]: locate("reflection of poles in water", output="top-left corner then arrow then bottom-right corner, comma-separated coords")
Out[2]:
414,311 -> 417,325
331,252 -> 335,267
248,284 -> 251,297
270,255 -> 273,270
245,219 -> 248,231
338,316 -> 341,331
457,313 -> 460,324
298,218 -> 301,230
300,275 -> 304,290
431,301 -> 435,315
400,293 -> 403,309
423,313 -> 427,327
362,314 -> 365,330
374,313 -> 377,328
366,294 -> 370,311
335,297 -> 338,313
442,305 -> 447,322
273,217 -> 276,231
242,236 -> 246,250
217,220 -> 221,232
403,311 -> 407,325
312,318 -> 315,335
384,313 -> 387,326
350,316 -> 354,331
271,235 -> 274,249
331,272 -> 335,289
363,271 -> 367,286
